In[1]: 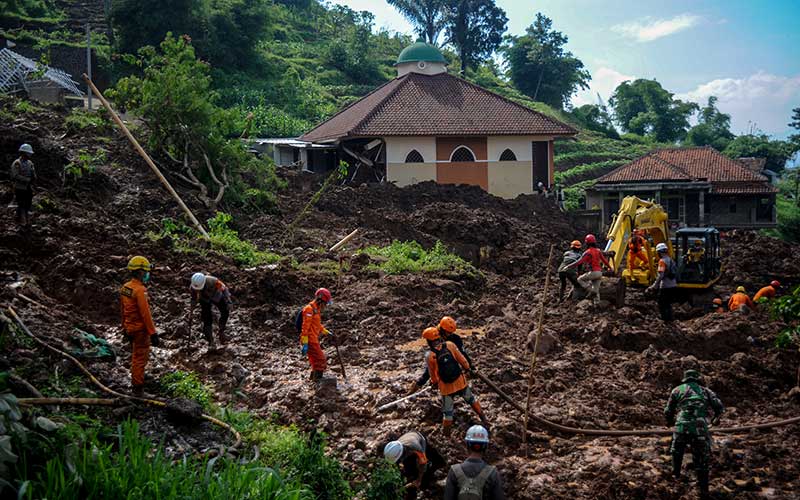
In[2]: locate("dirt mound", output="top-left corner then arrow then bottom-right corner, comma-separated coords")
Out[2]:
721,230 -> 800,292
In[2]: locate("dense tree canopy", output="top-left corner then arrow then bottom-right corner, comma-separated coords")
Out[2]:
610,79 -> 698,143
790,106 -> 800,146
445,0 -> 507,74
723,134 -> 797,175
570,104 -> 619,139
504,13 -> 590,109
684,96 -> 735,150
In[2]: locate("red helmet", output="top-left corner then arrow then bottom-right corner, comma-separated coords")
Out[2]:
439,316 -> 457,333
771,280 -> 780,288
584,234 -> 596,245
712,298 -> 722,305
315,288 -> 332,304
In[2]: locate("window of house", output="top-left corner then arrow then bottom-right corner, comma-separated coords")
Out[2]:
499,149 -> 517,161
405,150 -> 424,163
450,146 -> 476,162
665,197 -> 684,221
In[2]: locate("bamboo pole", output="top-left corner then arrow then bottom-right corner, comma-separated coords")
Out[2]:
329,229 -> 359,253
19,397 -> 119,406
81,74 -> 210,240
523,243 -> 555,455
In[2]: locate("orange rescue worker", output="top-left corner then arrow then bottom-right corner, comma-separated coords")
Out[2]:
119,256 -> 159,396
711,298 -> 725,314
728,286 -> 755,314
421,328 -> 488,435
753,281 -> 780,302
627,229 -> 648,270
300,288 -> 333,382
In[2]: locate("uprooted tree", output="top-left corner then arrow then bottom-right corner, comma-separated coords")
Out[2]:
110,34 -> 282,210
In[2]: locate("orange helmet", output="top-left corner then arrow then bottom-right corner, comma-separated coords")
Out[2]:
570,240 -> 581,249
422,327 -> 440,341
438,316 -> 457,333
712,298 -> 722,306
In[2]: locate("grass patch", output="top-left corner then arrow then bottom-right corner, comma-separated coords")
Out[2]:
160,370 -> 213,410
20,419 -> 309,500
208,212 -> 281,266
64,109 -> 109,133
361,240 -> 479,277
555,159 -> 629,186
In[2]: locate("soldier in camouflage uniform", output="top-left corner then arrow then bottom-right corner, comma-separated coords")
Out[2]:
664,369 -> 724,499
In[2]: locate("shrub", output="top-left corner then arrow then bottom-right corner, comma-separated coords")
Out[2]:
361,240 -> 479,277
364,460 -> 404,500
769,285 -> 800,349
208,212 -> 281,266
64,109 -> 110,133
160,370 -> 213,410
64,148 -> 106,184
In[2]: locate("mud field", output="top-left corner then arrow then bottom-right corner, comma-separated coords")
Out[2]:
2,102 -> 800,499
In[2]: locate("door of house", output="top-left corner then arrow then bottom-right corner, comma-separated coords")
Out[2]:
532,142 -> 549,189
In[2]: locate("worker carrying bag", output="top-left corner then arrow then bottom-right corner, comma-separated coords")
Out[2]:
452,464 -> 496,500
436,347 -> 463,383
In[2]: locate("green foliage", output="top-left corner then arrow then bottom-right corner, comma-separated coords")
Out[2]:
789,106 -> 800,146
364,460 -> 404,500
0,0 -> 62,20
554,160 -> 628,186
223,410 -> 352,500
22,420 -> 309,499
13,100 -> 40,114
504,13 -> 590,109
569,104 -> 618,138
64,149 -> 106,183
562,179 -> 596,211
160,370 -> 213,410
684,96 -> 735,150
361,240 -> 479,277
387,0 -> 448,44
446,0 -> 508,74
763,178 -> 800,243
769,285 -> 800,349
610,79 -> 699,143
0,392 -> 26,478
64,109 -> 110,133
208,212 -> 281,266
722,134 -> 797,175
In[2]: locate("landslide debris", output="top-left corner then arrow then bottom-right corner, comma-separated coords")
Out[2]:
2,101 -> 799,499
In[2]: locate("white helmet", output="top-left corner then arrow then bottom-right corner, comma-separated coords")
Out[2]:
190,272 -> 206,290
19,143 -> 33,154
465,425 -> 490,445
655,243 -> 669,253
383,441 -> 403,463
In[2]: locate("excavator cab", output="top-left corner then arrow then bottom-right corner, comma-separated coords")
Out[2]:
674,228 -> 721,288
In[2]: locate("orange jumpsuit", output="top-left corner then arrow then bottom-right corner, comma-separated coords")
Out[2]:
120,279 -> 156,387
427,341 -> 483,428
728,292 -> 755,313
627,235 -> 647,270
300,301 -> 328,372
753,286 -> 776,302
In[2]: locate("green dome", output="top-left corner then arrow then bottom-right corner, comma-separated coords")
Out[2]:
396,41 -> 446,65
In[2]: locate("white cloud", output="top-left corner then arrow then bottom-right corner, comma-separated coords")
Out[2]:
612,14 -> 701,42
572,67 -> 634,107
677,71 -> 800,136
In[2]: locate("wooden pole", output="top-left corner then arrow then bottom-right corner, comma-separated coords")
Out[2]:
523,243 -> 555,455
81,74 -> 210,240
329,229 -> 359,253
331,333 -> 347,382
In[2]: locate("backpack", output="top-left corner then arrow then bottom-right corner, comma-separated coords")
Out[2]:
436,346 -> 463,384
665,257 -> 678,280
452,463 -> 495,500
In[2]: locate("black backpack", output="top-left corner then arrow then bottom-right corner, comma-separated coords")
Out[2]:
436,346 -> 463,383
294,307 -> 304,333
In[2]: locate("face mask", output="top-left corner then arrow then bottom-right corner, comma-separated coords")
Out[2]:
142,272 -> 151,283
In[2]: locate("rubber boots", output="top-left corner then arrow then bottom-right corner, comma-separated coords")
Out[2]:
672,453 -> 683,479
310,370 -> 323,382
203,323 -> 216,349
697,470 -> 710,500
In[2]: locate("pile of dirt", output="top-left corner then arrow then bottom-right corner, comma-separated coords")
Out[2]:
2,101 -> 800,499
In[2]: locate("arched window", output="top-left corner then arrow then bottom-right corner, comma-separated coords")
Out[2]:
499,148 -> 517,161
450,146 -> 476,162
405,150 -> 425,163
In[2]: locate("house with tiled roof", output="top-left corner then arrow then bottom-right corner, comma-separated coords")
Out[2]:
293,41 -> 577,199
586,146 -> 777,229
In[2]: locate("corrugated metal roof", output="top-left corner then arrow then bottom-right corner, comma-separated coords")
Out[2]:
0,48 -> 83,96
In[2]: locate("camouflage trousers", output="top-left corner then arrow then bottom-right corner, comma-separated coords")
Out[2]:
670,431 -> 711,475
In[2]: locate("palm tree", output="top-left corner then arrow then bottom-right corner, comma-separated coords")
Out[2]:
387,0 -> 447,44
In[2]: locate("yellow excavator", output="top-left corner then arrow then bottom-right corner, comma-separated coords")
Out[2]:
602,196 -> 722,306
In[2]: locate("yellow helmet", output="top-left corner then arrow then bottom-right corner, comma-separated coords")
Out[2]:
736,286 -> 745,293
127,256 -> 152,271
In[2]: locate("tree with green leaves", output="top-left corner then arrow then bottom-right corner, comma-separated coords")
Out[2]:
504,13 -> 590,109
570,103 -> 619,138
684,96 -> 735,150
610,79 -> 698,143
790,106 -> 800,145
445,0 -> 507,75
111,34 -> 282,209
386,0 -> 448,44
111,0 -> 200,56
722,134 -> 797,176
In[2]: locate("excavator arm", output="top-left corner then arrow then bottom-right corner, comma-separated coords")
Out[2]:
603,196 -> 673,286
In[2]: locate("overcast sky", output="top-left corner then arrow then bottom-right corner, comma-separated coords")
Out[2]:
332,0 -> 800,139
